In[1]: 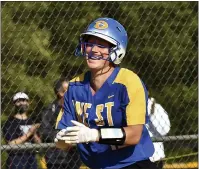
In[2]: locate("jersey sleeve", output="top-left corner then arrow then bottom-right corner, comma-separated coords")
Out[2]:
113,68 -> 148,126
55,86 -> 75,129
125,77 -> 148,126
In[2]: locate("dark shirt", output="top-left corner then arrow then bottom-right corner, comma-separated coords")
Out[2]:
2,116 -> 36,156
40,100 -> 61,143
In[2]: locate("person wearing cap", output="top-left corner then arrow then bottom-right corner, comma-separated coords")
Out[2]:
2,92 -> 41,169
55,18 -> 158,169
40,78 -> 81,169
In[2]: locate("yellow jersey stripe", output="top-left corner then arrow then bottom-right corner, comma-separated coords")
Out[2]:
55,108 -> 64,129
114,68 -> 146,125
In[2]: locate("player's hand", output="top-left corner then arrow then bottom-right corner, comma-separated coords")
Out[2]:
54,129 -> 73,150
55,120 -> 99,144
54,128 -> 68,142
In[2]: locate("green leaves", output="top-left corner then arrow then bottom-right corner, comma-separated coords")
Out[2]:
2,2 -> 197,136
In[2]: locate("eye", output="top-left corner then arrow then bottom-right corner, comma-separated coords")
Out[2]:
96,44 -> 109,49
86,43 -> 93,47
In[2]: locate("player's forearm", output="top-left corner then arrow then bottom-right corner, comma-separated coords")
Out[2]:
123,125 -> 143,145
55,121 -> 143,146
108,125 -> 143,149
96,125 -> 143,146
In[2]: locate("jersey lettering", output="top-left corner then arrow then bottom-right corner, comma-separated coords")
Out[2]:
73,101 -> 114,126
95,104 -> 105,126
105,102 -> 114,126
74,101 -> 91,126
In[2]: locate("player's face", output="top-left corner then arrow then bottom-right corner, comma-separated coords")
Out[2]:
85,36 -> 112,70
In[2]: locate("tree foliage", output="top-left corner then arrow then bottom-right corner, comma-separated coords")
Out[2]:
2,2 -> 198,135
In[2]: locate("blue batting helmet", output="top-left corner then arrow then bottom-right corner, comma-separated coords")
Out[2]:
75,18 -> 128,64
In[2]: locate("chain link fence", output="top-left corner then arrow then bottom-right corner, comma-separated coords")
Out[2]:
1,1 -> 198,169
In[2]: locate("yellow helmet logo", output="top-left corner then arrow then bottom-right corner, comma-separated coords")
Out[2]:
94,21 -> 108,29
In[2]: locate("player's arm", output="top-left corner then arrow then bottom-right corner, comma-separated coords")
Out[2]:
122,82 -> 147,145
123,125 -> 143,145
96,83 -> 146,147
60,121 -> 143,146
60,77 -> 147,146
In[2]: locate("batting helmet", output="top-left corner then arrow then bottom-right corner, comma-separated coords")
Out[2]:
75,18 -> 128,64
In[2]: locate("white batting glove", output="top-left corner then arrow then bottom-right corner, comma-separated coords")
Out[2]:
54,128 -> 68,142
57,120 -> 99,144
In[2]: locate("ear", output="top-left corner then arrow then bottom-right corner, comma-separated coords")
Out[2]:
110,47 -> 125,65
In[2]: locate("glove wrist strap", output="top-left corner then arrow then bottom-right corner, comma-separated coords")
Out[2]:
98,127 -> 126,145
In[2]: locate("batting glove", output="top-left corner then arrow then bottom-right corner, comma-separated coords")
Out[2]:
55,120 -> 99,144
54,128 -> 68,143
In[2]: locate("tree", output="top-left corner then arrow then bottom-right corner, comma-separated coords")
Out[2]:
2,0 -> 197,142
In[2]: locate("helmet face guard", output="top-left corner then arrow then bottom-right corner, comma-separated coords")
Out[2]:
75,18 -> 128,65
76,41 -> 119,62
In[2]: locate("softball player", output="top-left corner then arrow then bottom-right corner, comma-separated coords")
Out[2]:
55,18 -> 159,169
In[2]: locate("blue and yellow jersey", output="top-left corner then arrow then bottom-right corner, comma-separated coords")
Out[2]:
56,67 -> 154,169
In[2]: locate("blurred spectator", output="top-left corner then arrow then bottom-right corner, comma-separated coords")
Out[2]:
40,77 -> 81,169
146,87 -> 171,169
2,92 -> 41,169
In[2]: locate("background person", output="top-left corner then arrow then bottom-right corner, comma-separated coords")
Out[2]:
146,87 -> 171,169
2,92 -> 41,169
